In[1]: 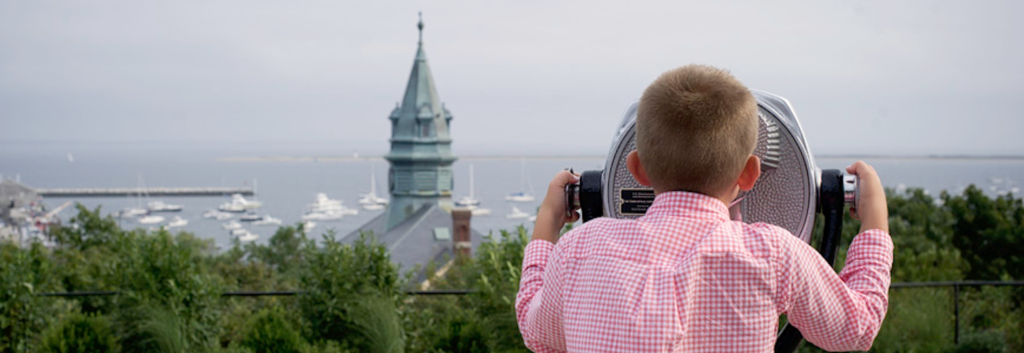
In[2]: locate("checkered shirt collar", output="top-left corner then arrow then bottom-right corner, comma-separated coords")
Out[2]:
644,191 -> 731,221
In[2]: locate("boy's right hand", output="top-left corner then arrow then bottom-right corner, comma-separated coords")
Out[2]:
846,161 -> 889,233
531,170 -> 580,244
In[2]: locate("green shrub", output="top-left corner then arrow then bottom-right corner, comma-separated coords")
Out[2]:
463,227 -> 531,352
240,306 -> 306,353
298,231 -> 404,350
348,293 -> 404,353
954,330 -> 1007,353
0,241 -> 61,353
300,340 -> 356,353
428,306 -> 488,353
109,230 -> 222,352
37,312 -> 118,353
118,304 -> 185,353
215,345 -> 254,353
406,227 -> 531,352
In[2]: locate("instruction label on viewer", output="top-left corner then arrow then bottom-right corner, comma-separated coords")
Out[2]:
619,188 -> 655,215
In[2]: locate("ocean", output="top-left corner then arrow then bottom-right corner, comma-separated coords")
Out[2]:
2,141 -> 1022,250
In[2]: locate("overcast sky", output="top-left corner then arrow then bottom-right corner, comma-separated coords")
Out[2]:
1,1 -> 1022,156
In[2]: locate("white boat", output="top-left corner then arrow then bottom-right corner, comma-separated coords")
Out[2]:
167,216 -> 188,228
237,231 -> 259,242
305,193 -> 357,219
505,192 -> 534,202
302,211 -> 343,221
358,166 -> 389,207
219,194 -> 262,213
148,200 -> 183,212
230,228 -> 249,236
138,215 -> 165,225
361,198 -> 387,210
202,210 -> 222,219
528,215 -> 537,222
222,220 -> 242,230
253,216 -> 282,226
239,212 -> 263,222
506,206 -> 529,219
120,207 -> 148,218
456,164 -> 482,207
505,159 -> 535,202
309,193 -> 343,212
215,213 -> 233,221
471,208 -> 492,216
309,193 -> 359,214
302,221 -> 317,231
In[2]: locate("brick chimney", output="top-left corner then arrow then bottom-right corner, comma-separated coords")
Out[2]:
452,208 -> 472,257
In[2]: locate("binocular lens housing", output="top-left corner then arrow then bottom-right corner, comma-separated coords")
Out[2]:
563,91 -> 856,245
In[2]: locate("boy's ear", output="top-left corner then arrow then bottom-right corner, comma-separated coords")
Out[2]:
626,150 -> 652,186
737,155 -> 761,191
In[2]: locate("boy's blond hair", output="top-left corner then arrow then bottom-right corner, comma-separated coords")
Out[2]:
636,64 -> 759,195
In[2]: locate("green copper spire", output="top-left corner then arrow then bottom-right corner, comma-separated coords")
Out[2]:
383,13 -> 457,231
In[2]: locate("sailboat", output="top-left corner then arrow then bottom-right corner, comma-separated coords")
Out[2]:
506,205 -> 529,219
138,214 -> 165,225
148,200 -> 183,212
253,215 -> 282,226
455,164 -> 491,216
359,165 -> 389,210
456,164 -> 482,207
133,174 -> 183,212
167,216 -> 188,228
505,159 -> 535,202
120,173 -> 148,218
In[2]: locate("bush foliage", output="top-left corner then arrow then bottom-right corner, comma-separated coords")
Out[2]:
0,187 -> 1021,352
38,312 -> 118,353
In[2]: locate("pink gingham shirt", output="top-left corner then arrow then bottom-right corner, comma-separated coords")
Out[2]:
516,191 -> 893,352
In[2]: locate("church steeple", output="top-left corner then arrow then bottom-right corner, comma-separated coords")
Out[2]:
383,14 -> 457,231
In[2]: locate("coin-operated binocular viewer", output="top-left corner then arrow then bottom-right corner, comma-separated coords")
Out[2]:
566,91 -> 858,353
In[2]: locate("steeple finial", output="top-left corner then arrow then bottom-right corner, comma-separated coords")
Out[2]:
417,12 -> 424,44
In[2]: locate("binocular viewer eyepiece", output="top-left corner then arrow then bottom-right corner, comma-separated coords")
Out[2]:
567,169 -> 859,223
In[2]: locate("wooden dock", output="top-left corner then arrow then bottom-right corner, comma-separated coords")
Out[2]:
37,187 -> 254,197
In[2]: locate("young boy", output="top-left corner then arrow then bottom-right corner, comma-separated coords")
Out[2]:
516,65 -> 893,352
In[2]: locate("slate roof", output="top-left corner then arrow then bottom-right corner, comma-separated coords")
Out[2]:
346,204 -> 487,275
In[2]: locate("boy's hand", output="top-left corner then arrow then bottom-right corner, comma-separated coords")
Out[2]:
846,161 -> 889,234
531,170 -> 580,244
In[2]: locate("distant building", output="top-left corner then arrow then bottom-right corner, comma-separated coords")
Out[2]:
0,178 -> 39,224
348,15 -> 483,273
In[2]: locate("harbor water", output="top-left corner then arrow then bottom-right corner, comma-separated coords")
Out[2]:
2,141 -> 1022,250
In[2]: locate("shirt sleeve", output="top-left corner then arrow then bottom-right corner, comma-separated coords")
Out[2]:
515,239 -> 568,352
776,229 -> 894,352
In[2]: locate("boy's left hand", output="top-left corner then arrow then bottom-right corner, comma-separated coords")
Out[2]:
532,170 -> 580,244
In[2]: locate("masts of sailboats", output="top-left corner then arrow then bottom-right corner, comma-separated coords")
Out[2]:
120,173 -> 149,218
456,164 -> 481,207
360,164 -> 388,210
505,158 -> 535,202
456,164 -> 490,216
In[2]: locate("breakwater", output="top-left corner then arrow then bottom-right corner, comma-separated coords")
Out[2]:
37,187 -> 254,197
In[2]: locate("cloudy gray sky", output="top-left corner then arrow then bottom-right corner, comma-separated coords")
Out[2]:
1,0 -> 1022,156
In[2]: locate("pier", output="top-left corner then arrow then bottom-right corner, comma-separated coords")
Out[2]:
37,187 -> 254,197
